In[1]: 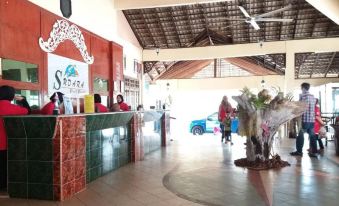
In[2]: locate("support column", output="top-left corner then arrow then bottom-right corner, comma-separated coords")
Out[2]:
284,46 -> 296,94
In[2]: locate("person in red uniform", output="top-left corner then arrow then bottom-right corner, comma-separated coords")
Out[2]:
40,92 -> 64,115
94,94 -> 108,113
117,94 -> 129,111
0,85 -> 30,190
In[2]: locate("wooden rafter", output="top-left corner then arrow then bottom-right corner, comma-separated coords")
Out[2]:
154,8 -> 169,48
222,1 -> 233,41
292,1 -> 301,39
160,61 -> 193,78
324,52 -> 336,77
309,53 -> 320,77
143,61 -> 157,73
225,58 -> 277,75
183,6 -> 195,42
162,60 -> 212,79
150,61 -> 177,82
140,10 -> 157,47
246,56 -> 284,75
169,7 -> 182,47
175,60 -> 213,79
310,10 -> 319,37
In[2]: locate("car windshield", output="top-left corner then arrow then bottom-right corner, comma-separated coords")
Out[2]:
207,112 -> 218,121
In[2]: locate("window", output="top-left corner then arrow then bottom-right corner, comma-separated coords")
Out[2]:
123,56 -> 126,70
124,77 -> 140,110
93,77 -> 108,93
14,89 -> 40,112
1,58 -> 38,83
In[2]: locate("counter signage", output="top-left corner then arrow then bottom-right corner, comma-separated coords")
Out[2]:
48,53 -> 89,95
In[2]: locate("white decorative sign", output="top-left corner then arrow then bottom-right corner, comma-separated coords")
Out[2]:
48,53 -> 89,96
39,20 -> 94,64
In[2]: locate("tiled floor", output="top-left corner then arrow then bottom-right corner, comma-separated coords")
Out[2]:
0,133 -> 338,206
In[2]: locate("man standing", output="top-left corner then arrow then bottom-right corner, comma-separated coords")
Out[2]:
290,82 -> 317,157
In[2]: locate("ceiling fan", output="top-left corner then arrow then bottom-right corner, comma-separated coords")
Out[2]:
228,4 -> 294,30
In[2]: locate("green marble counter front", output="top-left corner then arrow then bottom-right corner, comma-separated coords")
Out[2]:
3,110 -> 169,200
85,112 -> 134,183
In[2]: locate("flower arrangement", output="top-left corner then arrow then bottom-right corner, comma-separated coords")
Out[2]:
233,87 -> 306,170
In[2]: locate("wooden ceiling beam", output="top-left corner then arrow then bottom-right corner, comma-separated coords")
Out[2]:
115,0 -> 234,10
151,61 -> 177,82
154,8 -> 169,48
246,56 -> 284,75
224,58 -> 276,76
309,53 -> 320,77
161,60 -> 204,78
222,1 -> 233,40
160,61 -> 195,78
183,6 -> 195,42
295,53 -> 312,78
293,1 -> 302,39
164,60 -> 212,79
187,28 -> 208,47
169,7 -> 182,47
178,60 -> 214,78
140,10 -> 158,47
170,60 -> 210,78
324,52 -> 336,77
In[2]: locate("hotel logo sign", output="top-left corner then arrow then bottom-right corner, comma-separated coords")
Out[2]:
48,53 -> 89,96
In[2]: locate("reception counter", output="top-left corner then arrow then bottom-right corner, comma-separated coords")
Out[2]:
3,110 -> 170,201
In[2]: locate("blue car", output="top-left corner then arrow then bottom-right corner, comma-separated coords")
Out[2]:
189,112 -> 239,135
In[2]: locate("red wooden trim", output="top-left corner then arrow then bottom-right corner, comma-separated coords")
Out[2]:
0,79 -> 40,90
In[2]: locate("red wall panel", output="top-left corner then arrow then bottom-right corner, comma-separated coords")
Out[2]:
112,42 -> 123,81
90,35 -> 110,79
0,0 -> 43,93
0,0 -> 41,64
0,0 -> 121,107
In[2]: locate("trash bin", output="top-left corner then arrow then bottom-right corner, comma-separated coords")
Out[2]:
231,118 -> 239,133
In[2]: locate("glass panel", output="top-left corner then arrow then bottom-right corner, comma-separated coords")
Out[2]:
14,90 -> 40,111
333,88 -> 339,113
101,96 -> 108,107
1,58 -> 38,83
93,77 -> 108,93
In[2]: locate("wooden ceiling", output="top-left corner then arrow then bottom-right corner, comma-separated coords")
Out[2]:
123,0 -> 339,80
295,52 -> 339,78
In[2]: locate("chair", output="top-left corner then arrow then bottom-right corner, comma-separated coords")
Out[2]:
321,114 -> 336,146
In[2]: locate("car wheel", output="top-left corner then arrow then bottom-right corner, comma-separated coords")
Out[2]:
192,126 -> 204,135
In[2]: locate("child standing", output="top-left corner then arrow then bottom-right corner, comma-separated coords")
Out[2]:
223,114 -> 233,144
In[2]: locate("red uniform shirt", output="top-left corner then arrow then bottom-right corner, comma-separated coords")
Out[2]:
0,100 -> 28,150
314,105 -> 321,134
40,102 -> 55,115
218,105 -> 233,122
119,102 -> 129,111
95,103 -> 108,113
